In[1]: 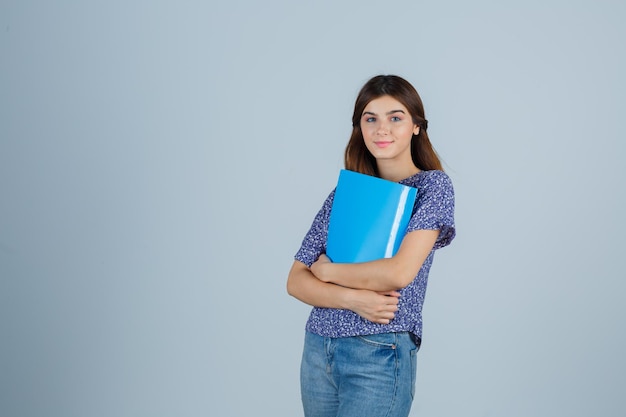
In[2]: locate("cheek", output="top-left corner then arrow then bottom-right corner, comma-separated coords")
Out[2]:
363,141 -> 376,156
402,125 -> 417,138
361,125 -> 375,140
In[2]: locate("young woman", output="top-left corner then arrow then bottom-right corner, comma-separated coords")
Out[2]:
287,75 -> 455,417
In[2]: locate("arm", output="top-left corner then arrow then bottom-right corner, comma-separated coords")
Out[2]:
286,260 -> 400,324
311,229 -> 440,292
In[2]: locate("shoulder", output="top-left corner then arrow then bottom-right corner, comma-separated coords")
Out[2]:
420,170 -> 452,187
412,170 -> 455,212
405,170 -> 456,244
404,170 -> 454,194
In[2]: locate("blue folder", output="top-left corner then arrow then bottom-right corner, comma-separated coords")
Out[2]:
326,170 -> 418,263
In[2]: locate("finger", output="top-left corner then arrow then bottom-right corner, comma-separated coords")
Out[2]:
378,290 -> 401,298
377,310 -> 396,321
385,297 -> 399,306
377,304 -> 398,314
378,305 -> 398,314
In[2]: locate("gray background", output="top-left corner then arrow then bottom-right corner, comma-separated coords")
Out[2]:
1,1 -> 625,416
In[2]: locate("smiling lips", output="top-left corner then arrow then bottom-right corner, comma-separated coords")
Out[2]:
374,141 -> 393,148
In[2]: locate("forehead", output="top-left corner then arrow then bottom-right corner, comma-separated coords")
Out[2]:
363,95 -> 408,113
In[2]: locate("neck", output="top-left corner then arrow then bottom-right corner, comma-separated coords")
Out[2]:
376,161 -> 420,182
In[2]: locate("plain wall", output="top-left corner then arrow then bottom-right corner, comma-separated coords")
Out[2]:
1,1 -> 625,416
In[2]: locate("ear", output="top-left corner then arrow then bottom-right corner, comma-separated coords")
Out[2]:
413,125 -> 420,136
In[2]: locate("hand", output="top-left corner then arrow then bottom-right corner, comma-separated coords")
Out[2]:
346,290 -> 400,325
310,253 -> 331,281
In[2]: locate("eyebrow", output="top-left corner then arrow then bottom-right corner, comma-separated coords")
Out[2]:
362,109 -> 406,116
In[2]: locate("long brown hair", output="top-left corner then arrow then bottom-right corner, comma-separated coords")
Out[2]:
344,75 -> 443,176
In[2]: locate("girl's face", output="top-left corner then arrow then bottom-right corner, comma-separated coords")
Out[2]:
360,95 -> 420,167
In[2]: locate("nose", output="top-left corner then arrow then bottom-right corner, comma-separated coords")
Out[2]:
377,121 -> 390,135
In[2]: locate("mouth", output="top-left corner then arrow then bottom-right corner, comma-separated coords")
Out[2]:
374,141 -> 393,148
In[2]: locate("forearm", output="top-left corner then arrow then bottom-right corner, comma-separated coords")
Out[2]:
314,258 -> 405,292
312,229 -> 441,292
287,260 -> 401,324
286,261 -> 355,309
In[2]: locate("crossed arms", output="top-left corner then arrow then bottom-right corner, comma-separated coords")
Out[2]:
286,229 -> 439,324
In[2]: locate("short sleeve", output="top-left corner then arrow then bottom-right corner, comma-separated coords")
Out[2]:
294,190 -> 335,267
406,171 -> 456,250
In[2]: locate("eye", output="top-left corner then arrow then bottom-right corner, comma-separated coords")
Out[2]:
364,116 -> 376,123
391,116 -> 402,122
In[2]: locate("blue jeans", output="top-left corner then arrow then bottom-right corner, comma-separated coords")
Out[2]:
300,331 -> 419,417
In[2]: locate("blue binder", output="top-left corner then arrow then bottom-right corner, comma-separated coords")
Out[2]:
327,169 -> 418,263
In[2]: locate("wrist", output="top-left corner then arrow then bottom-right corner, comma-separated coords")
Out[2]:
339,288 -> 358,310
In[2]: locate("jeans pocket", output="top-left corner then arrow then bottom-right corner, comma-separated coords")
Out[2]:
356,333 -> 397,349
409,332 -> 421,351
